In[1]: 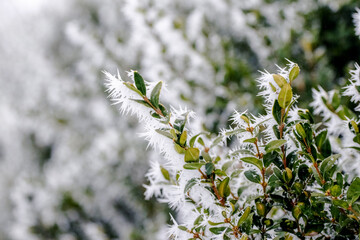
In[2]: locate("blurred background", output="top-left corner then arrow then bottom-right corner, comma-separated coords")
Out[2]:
0,0 -> 359,239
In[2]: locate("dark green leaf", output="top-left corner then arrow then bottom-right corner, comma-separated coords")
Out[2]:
263,151 -> 280,168
273,100 -> 282,124
129,99 -> 152,108
150,81 -> 162,108
298,164 -> 310,181
133,71 -> 146,95
319,154 -> 341,175
205,162 -> 215,176
209,227 -> 228,235
244,170 -> 261,183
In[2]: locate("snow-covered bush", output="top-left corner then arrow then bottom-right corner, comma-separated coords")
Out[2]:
106,62 -> 360,239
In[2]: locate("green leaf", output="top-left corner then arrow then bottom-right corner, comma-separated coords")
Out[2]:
193,215 -> 203,226
150,81 -> 162,108
155,129 -> 173,139
278,83 -> 293,109
240,157 -> 263,170
205,162 -> 215,176
208,221 -> 224,226
272,100 -> 282,124
160,166 -> 170,181
243,137 -> 257,143
179,130 -> 187,146
211,136 -> 223,148
174,112 -> 189,133
289,64 -> 300,82
336,172 -> 344,188
218,177 -> 230,198
129,99 -> 152,108
319,154 -> 341,175
244,170 -> 261,183
184,178 -> 197,193
237,207 -> 251,226
269,82 -> 276,92
315,130 -> 331,158
183,162 -> 205,170
240,234 -> 248,240
333,199 -> 349,209
347,177 -> 360,204
350,120 -> 359,133
123,82 -> 143,96
202,151 -> 212,162
214,169 -> 227,176
222,161 -> 233,172
184,148 -> 200,162
178,225 -> 187,231
298,164 -> 310,181
198,137 -> 205,146
256,202 -> 266,216
295,123 -> 306,139
272,74 -> 287,88
158,103 -> 168,116
224,128 -> 246,136
242,213 -> 254,234
174,143 -> 185,154
265,139 -> 286,153
209,227 -> 228,235
189,132 -> 208,147
133,71 -> 147,96
330,185 -> 342,197
263,151 -> 280,168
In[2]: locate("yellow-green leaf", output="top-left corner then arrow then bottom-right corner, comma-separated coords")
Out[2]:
278,83 -> 293,109
218,177 -> 230,198
179,131 -> 187,146
289,64 -> 300,82
295,123 -> 306,139
160,166 -> 170,181
184,148 -> 200,162
350,120 -> 359,133
240,157 -> 263,170
237,207 -> 251,226
273,74 -> 287,88
174,143 -> 185,154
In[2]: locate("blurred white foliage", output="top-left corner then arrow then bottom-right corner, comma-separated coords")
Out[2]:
0,1 -> 165,239
0,0 -> 357,239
